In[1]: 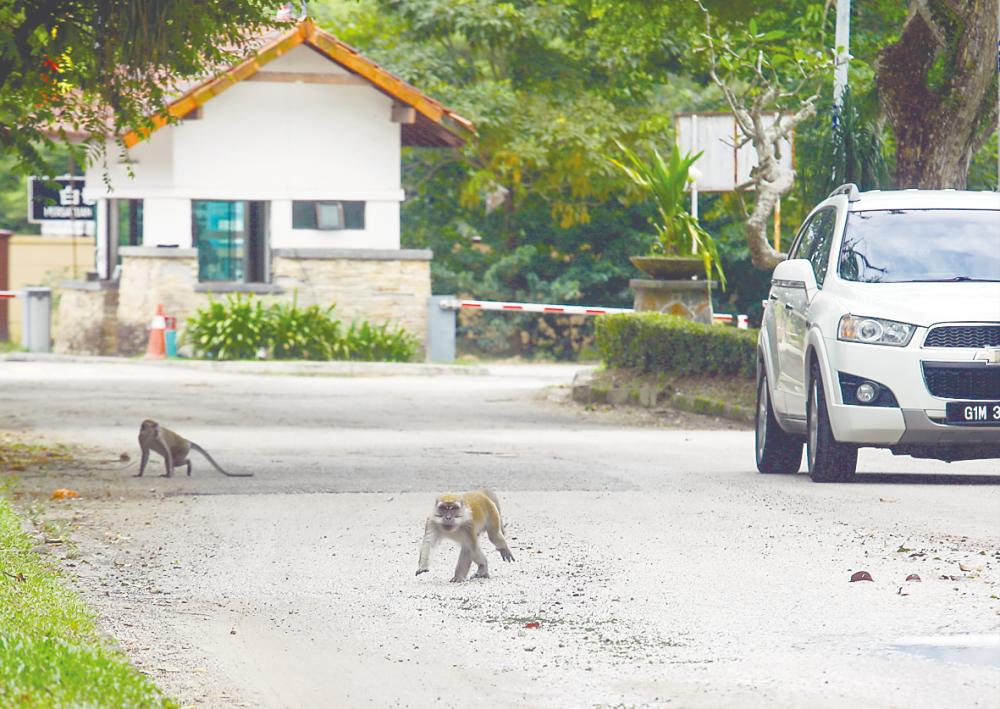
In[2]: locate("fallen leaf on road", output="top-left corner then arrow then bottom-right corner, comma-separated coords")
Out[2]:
850,571 -> 873,582
51,488 -> 79,500
905,574 -> 921,582
958,563 -> 983,573
524,622 -> 541,629
120,452 -> 130,461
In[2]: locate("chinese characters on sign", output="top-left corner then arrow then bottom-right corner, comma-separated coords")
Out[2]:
28,177 -> 96,222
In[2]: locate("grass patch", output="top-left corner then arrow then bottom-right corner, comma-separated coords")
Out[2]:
0,497 -> 174,707
0,440 -> 174,707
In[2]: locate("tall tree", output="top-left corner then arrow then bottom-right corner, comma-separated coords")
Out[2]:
876,0 -> 999,188
0,0 -> 283,175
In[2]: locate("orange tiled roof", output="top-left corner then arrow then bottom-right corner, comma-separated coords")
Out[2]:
122,19 -> 474,149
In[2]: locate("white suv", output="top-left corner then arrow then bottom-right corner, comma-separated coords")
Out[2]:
755,185 -> 1000,481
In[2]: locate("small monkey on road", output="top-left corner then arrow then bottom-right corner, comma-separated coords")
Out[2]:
416,490 -> 514,582
136,419 -> 252,478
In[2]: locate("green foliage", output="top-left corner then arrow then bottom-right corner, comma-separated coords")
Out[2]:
692,1 -> 835,106
184,294 -> 419,362
596,312 -> 756,379
185,294 -> 271,360
267,298 -> 346,360
609,141 -> 725,286
342,320 -> 422,362
0,497 -> 174,707
796,89 -> 891,208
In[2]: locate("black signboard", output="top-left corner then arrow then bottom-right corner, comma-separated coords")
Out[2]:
28,176 -> 96,222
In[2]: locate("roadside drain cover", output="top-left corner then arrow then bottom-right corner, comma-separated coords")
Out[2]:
892,635 -> 1000,668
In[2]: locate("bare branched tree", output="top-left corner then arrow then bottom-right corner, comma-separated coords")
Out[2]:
696,2 -> 833,270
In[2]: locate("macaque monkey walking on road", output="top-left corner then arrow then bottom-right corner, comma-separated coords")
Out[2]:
136,419 -> 252,478
416,489 -> 515,582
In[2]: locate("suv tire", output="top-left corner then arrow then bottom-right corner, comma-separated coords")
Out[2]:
755,370 -> 803,474
807,362 -> 858,482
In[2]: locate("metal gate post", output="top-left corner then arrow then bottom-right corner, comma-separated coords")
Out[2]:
426,295 -> 457,363
22,286 -> 52,353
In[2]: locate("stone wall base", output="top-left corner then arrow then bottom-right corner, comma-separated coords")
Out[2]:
54,282 -> 119,355
55,247 -> 432,356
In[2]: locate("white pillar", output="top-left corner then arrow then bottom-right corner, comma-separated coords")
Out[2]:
833,0 -> 851,110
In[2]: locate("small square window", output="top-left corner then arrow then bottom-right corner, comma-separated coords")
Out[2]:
292,201 -> 365,230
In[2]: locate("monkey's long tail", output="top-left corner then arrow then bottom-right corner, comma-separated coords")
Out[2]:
190,443 -> 253,477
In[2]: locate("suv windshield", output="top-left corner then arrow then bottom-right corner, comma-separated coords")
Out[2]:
838,209 -> 1000,283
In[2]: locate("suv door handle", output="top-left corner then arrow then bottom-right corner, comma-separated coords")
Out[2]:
783,303 -> 795,311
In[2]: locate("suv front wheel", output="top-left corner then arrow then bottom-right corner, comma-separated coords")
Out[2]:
807,362 -> 858,482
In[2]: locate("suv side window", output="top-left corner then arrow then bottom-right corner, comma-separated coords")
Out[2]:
789,208 -> 837,286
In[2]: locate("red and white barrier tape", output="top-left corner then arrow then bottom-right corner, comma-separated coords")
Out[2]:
0,290 -> 18,299
441,299 -> 748,327
713,313 -> 750,329
440,299 -> 633,316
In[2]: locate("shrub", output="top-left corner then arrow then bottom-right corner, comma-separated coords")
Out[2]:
184,294 -> 419,362
595,312 -> 757,379
342,319 -> 422,362
267,298 -> 345,360
184,294 -> 269,360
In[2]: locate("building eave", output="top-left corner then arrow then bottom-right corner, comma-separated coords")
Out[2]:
123,19 -> 474,149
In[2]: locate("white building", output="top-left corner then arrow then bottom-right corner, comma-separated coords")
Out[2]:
55,19 -> 472,356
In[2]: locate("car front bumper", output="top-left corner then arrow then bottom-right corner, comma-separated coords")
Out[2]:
822,336 -> 1000,449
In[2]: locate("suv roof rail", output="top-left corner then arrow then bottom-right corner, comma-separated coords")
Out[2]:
828,183 -> 861,202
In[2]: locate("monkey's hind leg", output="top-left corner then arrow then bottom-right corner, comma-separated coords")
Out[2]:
451,548 -> 472,583
487,521 -> 515,562
185,461 -> 192,476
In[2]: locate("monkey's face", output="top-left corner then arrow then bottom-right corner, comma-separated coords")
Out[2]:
434,499 -> 467,531
140,419 -> 158,434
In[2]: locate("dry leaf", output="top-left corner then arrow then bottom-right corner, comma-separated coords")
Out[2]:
524,622 -> 541,629
905,574 -> 921,582
959,562 -> 984,573
850,571 -> 874,582
51,488 -> 79,500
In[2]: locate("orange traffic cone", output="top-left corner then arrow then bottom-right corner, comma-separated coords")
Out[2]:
145,304 -> 167,359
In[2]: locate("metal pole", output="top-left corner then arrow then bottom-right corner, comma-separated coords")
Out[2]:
426,295 -> 457,363
690,114 -> 699,253
833,0 -> 851,112
996,0 -> 999,190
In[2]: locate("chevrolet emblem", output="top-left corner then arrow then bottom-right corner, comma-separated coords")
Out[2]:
973,348 -> 1000,365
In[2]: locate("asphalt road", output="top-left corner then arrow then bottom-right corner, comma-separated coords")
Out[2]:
2,359 -> 999,708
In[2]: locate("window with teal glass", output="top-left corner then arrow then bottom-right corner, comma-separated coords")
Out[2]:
193,200 -> 246,282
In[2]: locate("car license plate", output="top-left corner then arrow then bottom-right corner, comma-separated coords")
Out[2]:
945,401 -> 1000,425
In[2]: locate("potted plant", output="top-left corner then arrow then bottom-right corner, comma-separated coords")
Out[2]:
610,141 -> 725,287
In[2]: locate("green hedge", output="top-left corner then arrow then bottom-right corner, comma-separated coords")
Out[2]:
596,312 -> 757,378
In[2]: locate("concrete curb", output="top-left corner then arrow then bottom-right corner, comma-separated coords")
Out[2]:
0,352 -> 489,377
571,368 -> 754,424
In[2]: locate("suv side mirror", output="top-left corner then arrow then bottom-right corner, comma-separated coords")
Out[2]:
772,258 -> 818,301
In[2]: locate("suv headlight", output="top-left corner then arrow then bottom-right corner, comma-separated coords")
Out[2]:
838,315 -> 916,346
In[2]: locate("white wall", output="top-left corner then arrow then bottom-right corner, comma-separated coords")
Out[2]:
84,44 -> 405,258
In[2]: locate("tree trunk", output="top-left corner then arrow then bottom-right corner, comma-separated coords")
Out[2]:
876,0 -> 999,189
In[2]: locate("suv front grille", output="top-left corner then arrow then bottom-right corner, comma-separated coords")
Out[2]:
922,362 -> 1000,400
924,325 -> 1000,348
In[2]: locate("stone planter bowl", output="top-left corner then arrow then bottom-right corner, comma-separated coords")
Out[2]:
629,256 -> 704,280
